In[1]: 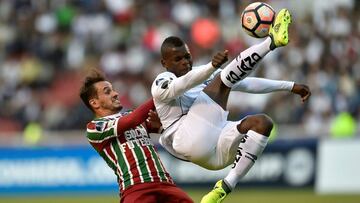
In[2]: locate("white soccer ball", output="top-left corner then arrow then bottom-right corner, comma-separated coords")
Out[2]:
241,2 -> 275,38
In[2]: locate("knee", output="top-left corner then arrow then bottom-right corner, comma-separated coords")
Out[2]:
256,114 -> 274,136
237,114 -> 274,136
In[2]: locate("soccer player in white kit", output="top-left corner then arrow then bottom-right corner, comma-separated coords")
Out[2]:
151,9 -> 310,203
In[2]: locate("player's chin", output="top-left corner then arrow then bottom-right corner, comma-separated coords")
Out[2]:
113,103 -> 123,110
114,105 -> 123,112
181,68 -> 190,76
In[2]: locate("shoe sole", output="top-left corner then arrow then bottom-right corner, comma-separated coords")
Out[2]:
272,9 -> 292,46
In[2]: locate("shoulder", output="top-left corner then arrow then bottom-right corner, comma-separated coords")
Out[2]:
87,119 -> 107,132
154,72 -> 176,82
86,116 -> 119,132
152,72 -> 176,89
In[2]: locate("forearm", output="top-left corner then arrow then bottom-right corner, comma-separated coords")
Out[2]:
157,63 -> 216,100
173,63 -> 216,93
231,77 -> 294,93
117,98 -> 154,133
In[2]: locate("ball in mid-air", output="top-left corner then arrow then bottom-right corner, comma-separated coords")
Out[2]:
241,2 -> 275,38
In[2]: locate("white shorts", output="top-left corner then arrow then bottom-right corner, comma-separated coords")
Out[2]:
172,91 -> 244,170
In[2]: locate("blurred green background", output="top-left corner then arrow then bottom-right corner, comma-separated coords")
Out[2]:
1,189 -> 360,203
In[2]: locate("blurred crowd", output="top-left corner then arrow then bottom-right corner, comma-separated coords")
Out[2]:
0,0 -> 359,138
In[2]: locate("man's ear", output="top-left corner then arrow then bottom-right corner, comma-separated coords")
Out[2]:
160,58 -> 166,68
89,98 -> 99,109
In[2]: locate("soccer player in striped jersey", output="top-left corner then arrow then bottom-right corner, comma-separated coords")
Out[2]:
79,70 -> 193,203
151,9 -> 310,203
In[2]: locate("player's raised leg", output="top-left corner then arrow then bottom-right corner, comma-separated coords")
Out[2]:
220,8 -> 292,88
204,8 -> 292,110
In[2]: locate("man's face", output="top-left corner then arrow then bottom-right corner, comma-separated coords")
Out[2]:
162,44 -> 193,77
91,81 -> 122,114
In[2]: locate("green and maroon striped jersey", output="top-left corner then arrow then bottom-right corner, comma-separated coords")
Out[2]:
86,112 -> 174,194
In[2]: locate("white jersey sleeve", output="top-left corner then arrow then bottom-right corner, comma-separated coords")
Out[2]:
231,77 -> 294,93
151,63 -> 216,103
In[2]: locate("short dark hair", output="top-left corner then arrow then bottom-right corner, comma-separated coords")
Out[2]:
79,69 -> 106,111
161,36 -> 184,56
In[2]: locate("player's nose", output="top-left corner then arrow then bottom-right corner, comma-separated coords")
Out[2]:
181,59 -> 191,68
112,91 -> 119,98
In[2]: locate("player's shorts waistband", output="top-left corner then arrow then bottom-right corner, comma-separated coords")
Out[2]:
122,181 -> 177,198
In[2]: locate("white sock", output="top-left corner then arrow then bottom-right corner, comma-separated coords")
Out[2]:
224,130 -> 268,189
220,37 -> 272,87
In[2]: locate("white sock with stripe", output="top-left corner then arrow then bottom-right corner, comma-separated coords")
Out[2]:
220,37 -> 272,87
224,130 -> 268,189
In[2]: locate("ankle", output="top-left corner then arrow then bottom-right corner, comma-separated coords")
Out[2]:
221,179 -> 232,194
269,34 -> 276,50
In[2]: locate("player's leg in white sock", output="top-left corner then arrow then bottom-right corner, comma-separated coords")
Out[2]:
223,114 -> 273,190
220,37 -> 272,87
224,130 -> 268,189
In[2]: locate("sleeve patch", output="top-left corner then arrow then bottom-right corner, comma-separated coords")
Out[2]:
161,81 -> 169,89
95,121 -> 106,131
155,78 -> 164,86
155,77 -> 173,89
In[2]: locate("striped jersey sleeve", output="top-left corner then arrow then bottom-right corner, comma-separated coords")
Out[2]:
86,117 -> 120,151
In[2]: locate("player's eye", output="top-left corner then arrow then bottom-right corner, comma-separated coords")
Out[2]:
174,56 -> 182,62
104,88 -> 111,94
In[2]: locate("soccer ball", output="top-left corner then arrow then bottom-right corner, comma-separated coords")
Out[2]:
241,2 -> 275,38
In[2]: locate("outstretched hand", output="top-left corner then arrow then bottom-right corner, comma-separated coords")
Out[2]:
291,83 -> 311,103
146,109 -> 162,130
212,50 -> 229,69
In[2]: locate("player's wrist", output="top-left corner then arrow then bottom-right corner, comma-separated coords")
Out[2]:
289,82 -> 296,92
208,62 -> 218,70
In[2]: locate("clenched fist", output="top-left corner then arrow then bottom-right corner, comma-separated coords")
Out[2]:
146,109 -> 162,130
291,83 -> 311,103
212,50 -> 229,69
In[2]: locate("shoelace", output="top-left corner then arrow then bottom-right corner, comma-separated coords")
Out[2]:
214,188 -> 226,199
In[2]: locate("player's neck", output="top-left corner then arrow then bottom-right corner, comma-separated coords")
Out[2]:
95,108 -> 121,118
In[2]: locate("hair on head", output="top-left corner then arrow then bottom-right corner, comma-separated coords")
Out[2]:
161,36 -> 184,56
79,69 -> 106,111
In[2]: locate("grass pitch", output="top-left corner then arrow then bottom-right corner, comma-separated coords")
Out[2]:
0,188 -> 359,203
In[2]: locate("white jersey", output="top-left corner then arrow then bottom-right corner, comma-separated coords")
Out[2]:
151,63 -> 216,159
151,63 -> 294,160
152,66 -> 215,129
